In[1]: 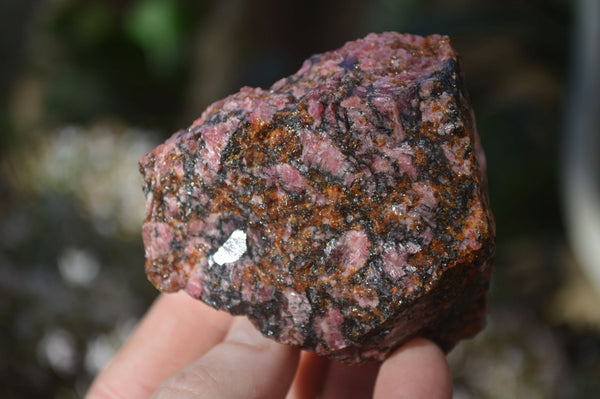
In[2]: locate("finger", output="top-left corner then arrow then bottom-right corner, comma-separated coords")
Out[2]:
320,359 -> 380,399
152,317 -> 300,399
374,338 -> 452,399
87,291 -> 233,399
286,351 -> 330,399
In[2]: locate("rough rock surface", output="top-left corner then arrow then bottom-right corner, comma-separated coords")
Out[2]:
139,32 -> 495,362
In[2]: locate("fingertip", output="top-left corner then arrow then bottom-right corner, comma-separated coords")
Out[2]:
286,351 -> 329,399
87,292 -> 233,399
153,317 -> 300,399
224,317 -> 301,389
160,291 -> 233,331
225,317 -> 273,347
374,338 -> 452,399
320,359 -> 380,399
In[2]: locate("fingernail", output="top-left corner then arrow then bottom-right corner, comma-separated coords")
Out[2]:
226,317 -> 270,346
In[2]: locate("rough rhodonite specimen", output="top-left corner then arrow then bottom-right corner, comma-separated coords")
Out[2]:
139,32 -> 495,362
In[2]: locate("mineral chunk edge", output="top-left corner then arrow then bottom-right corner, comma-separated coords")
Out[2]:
139,32 -> 495,362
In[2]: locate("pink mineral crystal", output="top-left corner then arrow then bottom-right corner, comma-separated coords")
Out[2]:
139,32 -> 495,362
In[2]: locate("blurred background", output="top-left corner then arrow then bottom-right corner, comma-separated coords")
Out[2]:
1,0 -> 599,397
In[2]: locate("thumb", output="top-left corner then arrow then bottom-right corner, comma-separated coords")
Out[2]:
374,338 -> 452,399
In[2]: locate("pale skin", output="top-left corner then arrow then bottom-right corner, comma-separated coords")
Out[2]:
86,291 -> 452,398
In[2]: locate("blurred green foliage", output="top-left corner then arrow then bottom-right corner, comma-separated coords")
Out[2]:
40,0 -> 205,129
125,0 -> 186,77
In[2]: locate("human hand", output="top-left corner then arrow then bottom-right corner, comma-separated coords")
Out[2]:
86,291 -> 452,398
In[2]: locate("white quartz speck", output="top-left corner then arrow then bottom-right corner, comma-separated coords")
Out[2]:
208,229 -> 247,266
